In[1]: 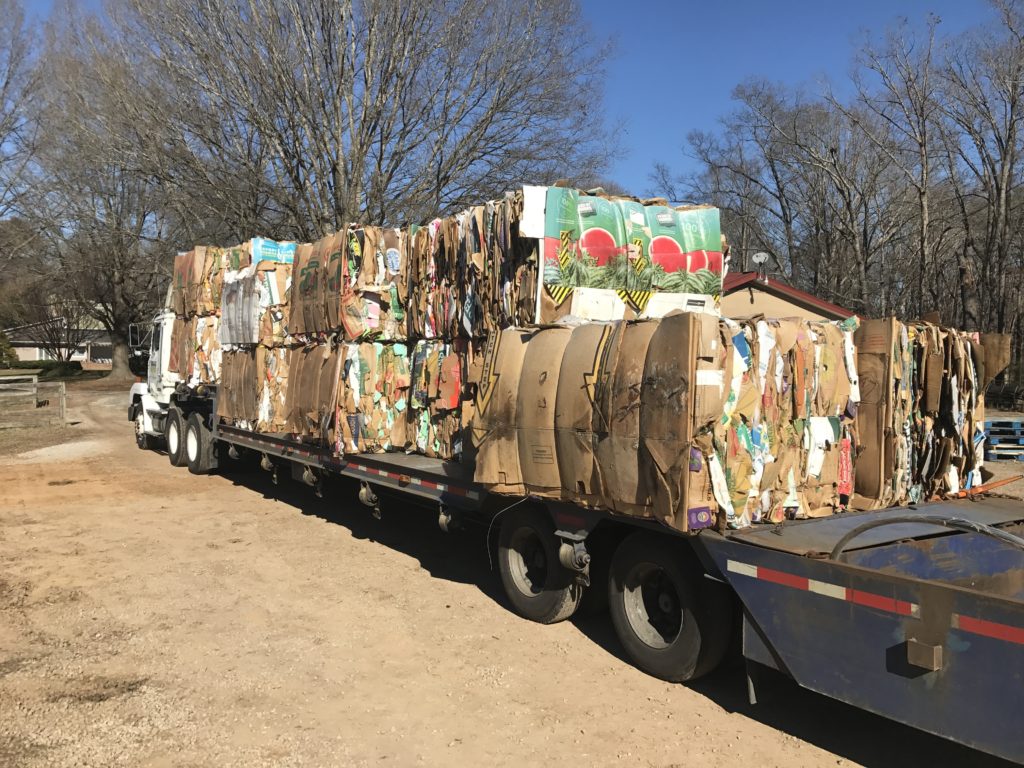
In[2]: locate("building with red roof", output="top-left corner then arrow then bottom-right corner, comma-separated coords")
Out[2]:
720,272 -> 854,321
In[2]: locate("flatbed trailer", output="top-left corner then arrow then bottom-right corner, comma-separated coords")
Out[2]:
131,376 -> 1024,764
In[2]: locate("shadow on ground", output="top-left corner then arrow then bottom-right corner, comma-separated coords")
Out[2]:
216,463 -> 1016,768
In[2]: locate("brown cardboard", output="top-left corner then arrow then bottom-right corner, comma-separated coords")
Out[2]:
471,328 -> 532,493
516,327 -> 573,496
217,349 -> 258,422
979,333 -> 1012,389
854,319 -> 895,499
554,323 -> 611,506
639,312 -> 698,528
594,321 -> 659,516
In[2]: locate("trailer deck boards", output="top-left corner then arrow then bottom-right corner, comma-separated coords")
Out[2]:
722,498 -> 1024,557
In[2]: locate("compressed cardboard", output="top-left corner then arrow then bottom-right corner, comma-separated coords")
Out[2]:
594,320 -> 660,516
472,329 -> 532,493
218,349 -> 258,422
554,323 -> 610,507
516,326 -> 573,495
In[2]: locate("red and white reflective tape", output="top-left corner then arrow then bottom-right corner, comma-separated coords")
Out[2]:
951,613 -> 1024,646
726,559 -> 921,618
346,462 -> 480,500
727,559 -> 1024,646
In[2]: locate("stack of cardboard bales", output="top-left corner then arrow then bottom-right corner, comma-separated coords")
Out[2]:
209,239 -> 296,430
169,245 -> 233,386
178,187 -> 728,462
470,314 -> 859,532
470,313 -> 1010,532
853,319 -> 1010,509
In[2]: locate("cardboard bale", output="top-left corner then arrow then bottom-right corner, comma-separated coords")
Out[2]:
409,339 -> 468,460
537,188 -> 724,324
220,266 -> 260,346
289,242 -> 328,336
285,342 -> 343,440
472,329 -> 532,491
256,346 -> 291,433
329,228 -> 408,342
852,319 -> 1003,509
171,251 -> 203,317
217,349 -> 258,423
193,315 -> 221,385
338,341 -> 412,454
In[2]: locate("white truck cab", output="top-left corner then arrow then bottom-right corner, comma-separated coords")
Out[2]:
128,309 -> 179,448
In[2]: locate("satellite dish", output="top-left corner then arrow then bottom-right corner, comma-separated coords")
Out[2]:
752,252 -> 769,265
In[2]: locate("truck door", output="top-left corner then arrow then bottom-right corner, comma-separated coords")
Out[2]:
147,321 -> 162,392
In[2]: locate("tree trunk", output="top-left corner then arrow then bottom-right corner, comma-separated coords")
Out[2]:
958,253 -> 982,331
108,337 -> 135,381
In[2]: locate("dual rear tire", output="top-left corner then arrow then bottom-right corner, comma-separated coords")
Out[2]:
608,532 -> 732,682
185,413 -> 214,474
166,408 -> 188,467
166,407 -> 214,474
496,508 -> 732,683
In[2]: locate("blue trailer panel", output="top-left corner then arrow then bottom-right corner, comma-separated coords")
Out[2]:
696,500 -> 1024,764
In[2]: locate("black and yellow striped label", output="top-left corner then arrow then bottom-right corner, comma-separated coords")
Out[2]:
616,289 -> 653,313
632,238 -> 647,273
558,230 -> 572,270
545,283 -> 574,306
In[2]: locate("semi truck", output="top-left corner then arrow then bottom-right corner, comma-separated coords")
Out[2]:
129,306 -> 1024,764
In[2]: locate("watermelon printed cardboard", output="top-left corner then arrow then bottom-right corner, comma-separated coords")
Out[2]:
539,188 -> 723,321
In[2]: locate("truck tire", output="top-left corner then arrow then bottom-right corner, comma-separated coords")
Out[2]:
498,506 -> 582,624
166,407 -> 187,467
185,413 -> 214,475
133,408 -> 154,451
608,532 -> 732,682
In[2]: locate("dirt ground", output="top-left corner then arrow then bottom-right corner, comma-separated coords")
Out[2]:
0,385 -> 1018,768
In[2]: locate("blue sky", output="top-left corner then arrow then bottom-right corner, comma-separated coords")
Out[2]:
24,0 -> 989,197
581,0 -> 985,194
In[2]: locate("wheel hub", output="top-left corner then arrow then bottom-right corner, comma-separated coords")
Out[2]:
623,562 -> 684,649
507,527 -> 548,597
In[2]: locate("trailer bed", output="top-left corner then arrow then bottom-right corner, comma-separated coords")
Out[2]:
215,423 -> 483,508
697,500 -> 1024,763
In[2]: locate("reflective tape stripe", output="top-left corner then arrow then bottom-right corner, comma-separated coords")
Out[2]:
725,559 -> 920,618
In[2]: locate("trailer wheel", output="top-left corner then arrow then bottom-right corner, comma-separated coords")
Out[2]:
185,413 -> 214,475
498,506 -> 582,624
608,532 -> 731,682
166,408 -> 187,467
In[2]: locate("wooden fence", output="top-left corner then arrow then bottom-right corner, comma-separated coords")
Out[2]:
0,375 -> 67,430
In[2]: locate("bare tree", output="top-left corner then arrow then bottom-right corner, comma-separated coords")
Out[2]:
105,0 -> 611,239
27,11 -> 179,379
7,279 -> 93,363
840,16 -> 944,317
0,0 -> 36,224
939,1 -> 1024,332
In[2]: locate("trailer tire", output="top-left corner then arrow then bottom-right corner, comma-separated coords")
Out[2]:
166,407 -> 187,467
185,413 -> 214,475
608,532 -> 731,682
498,506 -> 582,625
